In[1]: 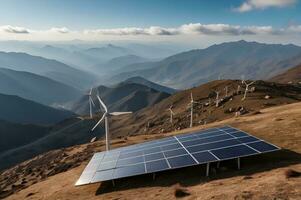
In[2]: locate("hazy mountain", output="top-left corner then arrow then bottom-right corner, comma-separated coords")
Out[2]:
123,76 -> 177,94
83,44 -> 134,61
70,82 -> 170,115
0,68 -> 81,106
110,40 -> 301,89
94,54 -> 149,74
0,93 -> 75,125
269,62 -> 301,84
0,51 -> 97,90
0,120 -> 49,154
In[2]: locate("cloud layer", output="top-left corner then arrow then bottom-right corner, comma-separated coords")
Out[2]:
234,0 -> 297,12
1,23 -> 301,42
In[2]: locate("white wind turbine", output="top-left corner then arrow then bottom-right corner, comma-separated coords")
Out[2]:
86,88 -> 95,119
242,80 -> 256,100
91,92 -> 132,151
168,105 -> 175,124
188,92 -> 202,128
215,90 -> 220,107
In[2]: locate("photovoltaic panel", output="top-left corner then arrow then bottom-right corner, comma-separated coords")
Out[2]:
76,125 -> 280,186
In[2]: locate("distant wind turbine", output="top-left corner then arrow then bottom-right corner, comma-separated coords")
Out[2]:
85,88 -> 95,119
215,91 -> 220,107
168,105 -> 175,124
188,92 -> 202,128
91,91 -> 132,151
242,80 -> 256,100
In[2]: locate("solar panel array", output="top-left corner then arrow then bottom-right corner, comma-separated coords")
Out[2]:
76,126 -> 279,186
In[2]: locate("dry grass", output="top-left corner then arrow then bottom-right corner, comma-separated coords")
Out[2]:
285,169 -> 301,178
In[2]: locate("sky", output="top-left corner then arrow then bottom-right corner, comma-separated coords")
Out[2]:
0,0 -> 301,47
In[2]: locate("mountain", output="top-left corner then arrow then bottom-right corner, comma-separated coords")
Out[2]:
0,120 -> 49,154
0,68 -> 81,106
94,55 -> 149,74
0,93 -> 75,125
269,63 -> 301,84
70,82 -> 170,115
123,76 -> 177,94
83,44 -> 134,61
0,51 -> 97,90
110,40 -> 301,89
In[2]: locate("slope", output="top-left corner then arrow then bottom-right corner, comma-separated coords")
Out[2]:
1,102 -> 301,199
0,93 -> 75,125
269,63 -> 301,84
0,68 -> 81,106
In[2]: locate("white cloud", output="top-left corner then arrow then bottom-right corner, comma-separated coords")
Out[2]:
0,23 -> 301,42
0,25 -> 30,34
234,0 -> 297,12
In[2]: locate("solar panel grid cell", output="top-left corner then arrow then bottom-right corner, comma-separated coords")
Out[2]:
76,126 -> 280,186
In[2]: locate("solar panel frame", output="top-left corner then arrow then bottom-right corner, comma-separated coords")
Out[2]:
76,125 -> 280,186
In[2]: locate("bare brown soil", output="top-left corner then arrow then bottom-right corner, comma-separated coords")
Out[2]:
1,102 -> 301,200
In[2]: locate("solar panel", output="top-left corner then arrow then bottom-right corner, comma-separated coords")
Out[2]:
76,125 -> 280,186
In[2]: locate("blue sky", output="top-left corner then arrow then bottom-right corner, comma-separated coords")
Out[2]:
0,0 -> 300,46
0,0 -> 300,29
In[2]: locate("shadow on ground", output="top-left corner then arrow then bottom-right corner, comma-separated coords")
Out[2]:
95,149 -> 301,195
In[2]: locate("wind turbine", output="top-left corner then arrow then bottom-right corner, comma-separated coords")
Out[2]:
242,80 -> 256,100
215,91 -> 220,107
91,93 -> 132,151
188,92 -> 202,128
86,88 -> 95,119
168,105 -> 175,124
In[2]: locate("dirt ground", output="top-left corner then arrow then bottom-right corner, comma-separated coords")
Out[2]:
3,102 -> 301,200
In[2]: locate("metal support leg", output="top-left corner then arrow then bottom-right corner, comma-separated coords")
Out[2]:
112,180 -> 115,187
217,161 -> 220,169
206,163 -> 210,177
237,158 -> 241,170
153,173 -> 156,180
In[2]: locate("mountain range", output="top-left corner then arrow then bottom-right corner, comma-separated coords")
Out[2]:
269,63 -> 301,84
0,93 -> 75,125
0,51 -> 97,90
110,40 -> 301,89
0,68 -> 81,106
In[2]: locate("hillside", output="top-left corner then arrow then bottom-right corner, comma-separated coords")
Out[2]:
108,80 -> 301,138
123,76 -> 177,94
0,68 -> 81,106
0,120 -> 49,154
269,63 -> 301,84
1,102 -> 301,199
0,51 -> 97,89
110,40 -> 301,89
0,93 -> 75,125
70,82 -> 170,115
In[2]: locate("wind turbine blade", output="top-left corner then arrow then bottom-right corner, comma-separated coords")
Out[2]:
190,92 -> 193,101
91,112 -> 107,131
97,95 -> 108,113
89,87 -> 93,95
90,97 -> 96,107
109,112 -> 132,116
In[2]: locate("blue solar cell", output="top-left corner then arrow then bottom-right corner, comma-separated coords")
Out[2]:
194,130 -> 226,139
143,146 -> 162,154
177,135 -> 199,142
102,155 -> 119,162
167,155 -> 197,168
182,134 -> 233,147
119,150 -> 143,159
246,141 -> 278,153
238,136 -> 259,143
192,151 -> 218,164
116,156 -> 144,167
91,152 -> 105,160
218,126 -> 232,130
176,132 -> 196,139
113,163 -> 146,179
146,159 -> 170,173
161,143 -> 182,151
228,131 -> 249,138
91,169 -> 114,183
211,144 -> 257,160
163,148 -> 187,158
144,152 -> 165,162
186,139 -> 241,153
98,160 -> 117,171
